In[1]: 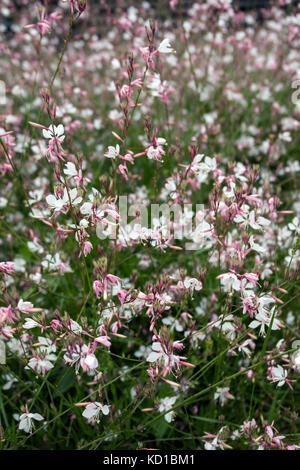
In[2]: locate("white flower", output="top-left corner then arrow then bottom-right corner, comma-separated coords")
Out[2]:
183,277 -> 202,292
147,341 -> 164,363
238,339 -> 254,357
213,314 -> 236,342
27,238 -> 44,254
249,235 -> 266,254
46,193 -> 66,212
291,341 -> 300,370
165,179 -> 176,193
80,218 -> 89,228
257,294 -> 275,315
288,217 -> 299,234
147,146 -> 160,160
0,197 -> 7,208
2,373 -> 18,391
27,357 -> 54,375
41,253 -> 71,273
108,109 -> 122,120
80,202 -> 93,215
158,38 -> 175,54
14,258 -> 26,273
249,308 -> 281,336
234,210 -> 270,231
198,156 -> 217,173
204,439 -> 218,450
46,188 -> 82,212
223,181 -> 236,199
65,187 -> 82,206
104,144 -> 119,159
162,316 -> 183,332
18,412 -> 44,433
17,299 -> 33,313
38,337 -> 56,355
279,131 -> 292,142
23,318 -> 39,329
157,396 -> 177,423
69,319 -> 82,334
219,272 -> 240,292
146,341 -> 182,369
147,73 -> 162,96
190,155 -> 217,179
81,353 -> 98,371
157,137 -> 166,146
204,437 -> 223,450
270,365 -> 287,387
42,124 -> 65,141
82,402 -> 110,422
64,162 -> 77,178
214,387 -> 234,406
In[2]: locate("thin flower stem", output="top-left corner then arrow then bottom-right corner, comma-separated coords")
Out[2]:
50,10 -> 74,93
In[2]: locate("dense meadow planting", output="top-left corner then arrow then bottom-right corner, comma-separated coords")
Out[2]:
0,0 -> 300,451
